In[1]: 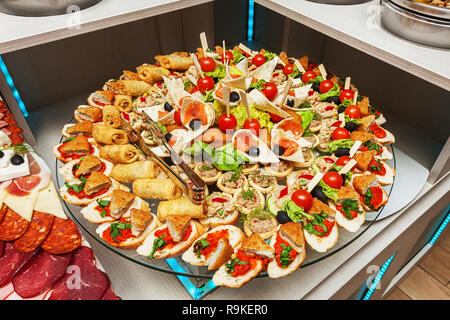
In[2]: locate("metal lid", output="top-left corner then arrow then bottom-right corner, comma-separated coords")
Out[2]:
389,0 -> 450,20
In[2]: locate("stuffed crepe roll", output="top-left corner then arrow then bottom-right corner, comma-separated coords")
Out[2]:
132,178 -> 182,200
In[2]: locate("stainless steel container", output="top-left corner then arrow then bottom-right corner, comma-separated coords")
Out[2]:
380,0 -> 450,49
0,0 -> 102,17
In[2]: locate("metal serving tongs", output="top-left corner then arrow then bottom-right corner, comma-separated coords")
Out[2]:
120,116 -> 207,209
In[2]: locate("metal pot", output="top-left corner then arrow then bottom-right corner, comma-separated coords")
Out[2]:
0,0 -> 102,17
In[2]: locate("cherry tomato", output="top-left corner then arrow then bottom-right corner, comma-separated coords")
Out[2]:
319,79 -> 334,93
283,64 -> 294,76
323,171 -> 343,189
243,119 -> 261,135
269,112 -> 283,123
291,190 -> 313,211
339,89 -> 354,103
199,57 -> 216,73
336,156 -> 352,167
197,76 -> 215,94
302,70 -> 317,83
222,51 -> 234,64
345,105 -> 361,119
218,114 -> 237,132
262,82 -> 278,101
331,127 -> 350,140
253,54 -> 266,67
174,109 -> 182,125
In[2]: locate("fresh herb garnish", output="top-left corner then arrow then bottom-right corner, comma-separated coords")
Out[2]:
149,233 -> 167,259
225,256 -> 249,275
363,189 -> 374,210
370,159 -> 383,172
0,143 -> 32,156
341,199 -> 362,220
62,137 -> 76,143
249,80 -> 266,91
64,176 -> 87,194
279,243 -> 294,268
97,199 -> 111,217
228,166 -> 243,182
303,212 -> 329,237
109,221 -> 132,243
240,187 -> 256,201
200,165 -> 214,171
193,239 -> 210,258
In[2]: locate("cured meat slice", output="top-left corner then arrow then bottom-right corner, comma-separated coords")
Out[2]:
14,211 -> 55,253
6,153 -> 52,197
49,246 -> 109,300
101,284 -> 121,300
0,241 -> 4,257
0,203 -> 7,224
0,243 -> 36,287
41,217 -> 81,254
12,250 -> 72,298
0,207 -> 30,241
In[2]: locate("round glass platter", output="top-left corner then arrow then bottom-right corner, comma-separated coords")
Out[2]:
55,129 -> 395,279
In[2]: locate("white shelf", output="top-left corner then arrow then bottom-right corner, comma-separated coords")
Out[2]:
0,0 -> 212,54
253,0 -> 450,91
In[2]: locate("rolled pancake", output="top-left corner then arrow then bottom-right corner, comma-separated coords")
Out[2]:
110,161 -> 161,183
137,65 -> 170,84
132,178 -> 181,200
92,124 -> 128,145
109,80 -> 152,96
154,54 -> 193,71
102,105 -> 121,128
157,198 -> 205,222
114,95 -> 133,113
99,144 -> 139,164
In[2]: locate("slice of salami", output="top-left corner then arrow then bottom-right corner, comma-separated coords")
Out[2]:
0,242 -> 36,287
0,204 -> 7,224
0,207 -> 30,241
0,241 -> 4,257
41,217 -> 81,254
12,250 -> 72,298
49,246 -> 109,300
101,284 -> 121,300
14,211 -> 55,253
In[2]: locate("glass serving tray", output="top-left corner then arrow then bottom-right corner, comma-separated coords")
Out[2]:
55,130 -> 395,298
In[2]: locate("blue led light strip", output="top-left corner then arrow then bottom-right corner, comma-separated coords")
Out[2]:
429,208 -> 450,246
362,254 -> 396,300
166,258 -> 216,300
248,0 -> 255,42
0,56 -> 28,117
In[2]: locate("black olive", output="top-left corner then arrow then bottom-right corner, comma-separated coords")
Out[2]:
248,146 -> 260,157
286,98 -> 295,108
311,186 -> 328,203
164,133 -> 173,142
327,96 -> 340,104
164,102 -> 173,112
248,87 -> 255,93
212,77 -> 219,83
312,82 -> 320,92
0,151 -> 3,158
294,73 -> 303,79
335,147 -> 350,157
10,154 -> 24,166
273,144 -> 285,156
189,119 -> 202,131
229,91 -> 240,103
276,211 -> 291,224
344,121 -> 358,132
337,106 -> 346,114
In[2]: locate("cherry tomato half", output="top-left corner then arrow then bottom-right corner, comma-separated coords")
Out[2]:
319,80 -> 334,93
262,82 -> 278,101
197,76 -> 215,94
174,109 -> 182,125
336,156 -> 352,167
243,119 -> 261,135
253,54 -> 266,67
199,57 -> 216,73
218,114 -> 237,132
222,51 -> 234,64
323,171 -> 343,189
339,89 -> 354,103
283,63 -> 294,76
345,105 -> 361,119
302,70 -> 317,83
291,189 -> 313,211
331,127 -> 350,140
269,112 -> 284,123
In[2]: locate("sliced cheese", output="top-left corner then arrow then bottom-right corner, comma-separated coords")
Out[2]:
34,182 -> 67,220
307,172 -> 324,193
338,113 -> 345,127
338,159 -> 357,175
349,140 -> 362,157
294,60 -> 306,74
4,191 -> 39,222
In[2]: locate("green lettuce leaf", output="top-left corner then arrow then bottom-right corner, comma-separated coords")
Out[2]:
213,143 -> 248,171
296,110 -> 314,130
319,83 -> 341,101
318,180 -> 339,202
231,49 -> 245,64
230,104 -> 273,132
328,139 -> 354,154
205,65 -> 226,80
281,200 -> 313,223
263,51 -> 277,61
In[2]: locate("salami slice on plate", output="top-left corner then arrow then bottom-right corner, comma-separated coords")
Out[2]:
0,242 -> 36,287
0,207 -> 30,241
0,203 -> 7,224
14,211 -> 55,253
41,217 -> 81,254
